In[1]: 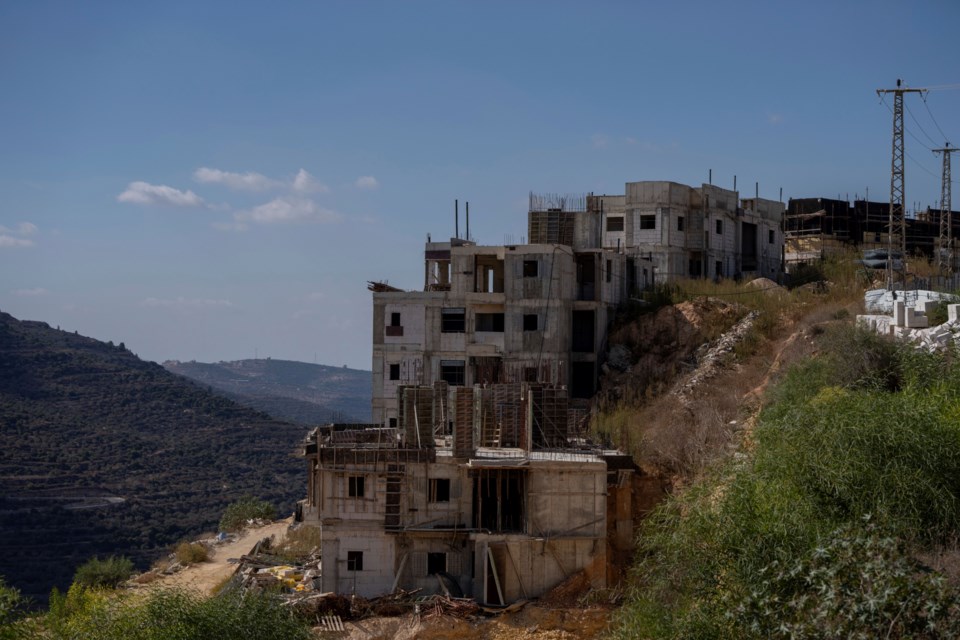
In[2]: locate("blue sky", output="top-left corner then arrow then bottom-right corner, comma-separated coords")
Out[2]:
1,0 -> 958,369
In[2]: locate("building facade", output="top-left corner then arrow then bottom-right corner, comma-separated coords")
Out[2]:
300,385 -> 640,604
529,181 -> 785,284
298,177 -> 782,605
370,239 -> 639,428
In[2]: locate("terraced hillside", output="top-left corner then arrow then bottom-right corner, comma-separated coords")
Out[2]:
0,311 -> 307,603
164,358 -> 371,424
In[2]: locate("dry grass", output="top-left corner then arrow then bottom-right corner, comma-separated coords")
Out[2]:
174,542 -> 209,565
273,524 -> 321,562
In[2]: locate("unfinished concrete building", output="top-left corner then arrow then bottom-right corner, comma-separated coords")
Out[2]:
530,181 -> 785,283
298,181 -> 774,604
370,235 -> 637,429
785,197 -> 960,267
300,384 -> 643,604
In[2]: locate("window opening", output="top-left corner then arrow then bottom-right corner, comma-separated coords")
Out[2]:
348,476 -> 365,498
472,468 -> 525,532
427,552 -> 446,575
441,308 -> 466,333
440,360 -> 465,386
606,216 -> 624,232
347,551 -> 363,571
429,478 -> 451,502
475,313 -> 505,332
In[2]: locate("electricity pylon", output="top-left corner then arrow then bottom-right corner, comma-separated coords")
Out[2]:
876,79 -> 927,290
934,143 -> 957,276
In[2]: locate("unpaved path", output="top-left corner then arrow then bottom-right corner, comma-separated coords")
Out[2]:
149,518 -> 291,595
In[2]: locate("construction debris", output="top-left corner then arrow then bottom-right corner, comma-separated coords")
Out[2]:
863,288 -> 957,314
858,293 -> 960,352
675,310 -> 760,398
366,280 -> 403,293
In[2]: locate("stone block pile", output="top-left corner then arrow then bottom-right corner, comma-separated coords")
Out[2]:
857,294 -> 960,352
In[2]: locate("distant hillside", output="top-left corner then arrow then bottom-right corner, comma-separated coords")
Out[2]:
0,311 -> 307,603
163,358 -> 371,424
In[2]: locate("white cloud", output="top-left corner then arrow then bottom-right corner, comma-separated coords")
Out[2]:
292,169 -> 330,194
0,235 -> 34,248
767,113 -> 783,124
141,297 -> 235,309
17,222 -> 38,235
117,181 -> 205,207
193,167 -> 282,191
304,291 -> 326,301
12,287 -> 47,296
234,197 -> 342,225
591,133 -> 609,149
355,175 -> 379,190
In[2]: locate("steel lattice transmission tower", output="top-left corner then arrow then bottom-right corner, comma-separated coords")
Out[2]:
934,143 -> 957,275
876,79 -> 927,290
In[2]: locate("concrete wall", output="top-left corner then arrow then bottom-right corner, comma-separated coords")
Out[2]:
525,460 -> 607,536
472,535 -> 605,605
311,454 -> 610,602
394,536 -> 473,597
321,531 -> 397,597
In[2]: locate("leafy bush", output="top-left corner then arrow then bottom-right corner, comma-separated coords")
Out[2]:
613,326 -> 960,638
174,542 -> 209,565
0,576 -> 34,639
72,556 -> 134,589
726,524 -> 960,638
42,586 -> 310,640
219,496 -> 276,532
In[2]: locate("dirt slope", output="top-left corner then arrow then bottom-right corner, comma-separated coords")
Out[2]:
146,519 -> 291,595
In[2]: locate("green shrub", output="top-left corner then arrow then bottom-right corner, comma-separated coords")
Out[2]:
42,586 -> 310,640
613,325 -> 960,638
726,524 -> 960,638
73,556 -> 134,589
174,542 -> 209,565
219,496 -> 276,532
0,576 -> 34,639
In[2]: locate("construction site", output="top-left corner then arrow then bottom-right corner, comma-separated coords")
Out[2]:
786,81 -> 959,290
299,382 -> 650,605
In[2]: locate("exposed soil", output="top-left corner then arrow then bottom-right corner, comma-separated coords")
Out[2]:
136,519 -> 291,595
339,604 -> 612,640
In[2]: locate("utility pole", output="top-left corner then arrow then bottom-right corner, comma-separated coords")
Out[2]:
934,143 -> 957,277
876,79 -> 927,290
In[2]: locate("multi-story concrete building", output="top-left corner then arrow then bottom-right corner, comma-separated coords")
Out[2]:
297,178 -> 782,605
529,181 -> 785,283
300,402 -> 642,604
370,237 -> 639,428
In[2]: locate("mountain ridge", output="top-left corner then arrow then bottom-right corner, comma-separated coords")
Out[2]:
163,358 -> 371,424
0,310 -> 309,603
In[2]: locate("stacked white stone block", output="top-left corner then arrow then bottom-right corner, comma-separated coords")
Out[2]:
857,300 -> 960,352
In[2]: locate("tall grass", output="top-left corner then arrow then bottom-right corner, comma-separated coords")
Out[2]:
612,326 -> 960,638
42,584 -> 311,640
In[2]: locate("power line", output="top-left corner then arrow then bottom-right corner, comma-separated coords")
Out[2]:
922,94 -> 952,144
880,95 -> 934,151
905,102 -> 938,147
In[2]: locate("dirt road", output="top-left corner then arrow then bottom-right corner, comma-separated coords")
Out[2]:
149,518 -> 291,595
